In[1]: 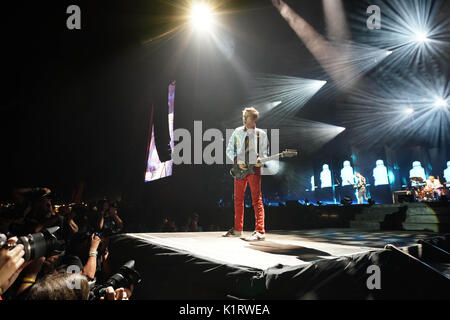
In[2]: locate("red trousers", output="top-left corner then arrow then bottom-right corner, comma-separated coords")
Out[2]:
234,168 -> 265,233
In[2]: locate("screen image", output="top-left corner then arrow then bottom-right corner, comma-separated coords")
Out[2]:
145,81 -> 175,182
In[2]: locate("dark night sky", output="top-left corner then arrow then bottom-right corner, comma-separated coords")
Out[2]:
2,0 -> 449,207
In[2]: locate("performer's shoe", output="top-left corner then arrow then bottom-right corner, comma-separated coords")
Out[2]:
243,231 -> 265,241
222,228 -> 242,237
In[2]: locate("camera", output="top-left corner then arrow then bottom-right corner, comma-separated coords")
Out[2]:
17,226 -> 66,261
90,260 -> 141,300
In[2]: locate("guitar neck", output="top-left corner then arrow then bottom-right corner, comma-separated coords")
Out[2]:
260,153 -> 284,163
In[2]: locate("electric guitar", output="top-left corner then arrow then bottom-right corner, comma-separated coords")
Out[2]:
348,179 -> 367,189
230,149 -> 298,180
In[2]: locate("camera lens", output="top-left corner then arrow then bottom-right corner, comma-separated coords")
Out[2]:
17,227 -> 64,261
105,260 -> 141,289
93,260 -> 141,299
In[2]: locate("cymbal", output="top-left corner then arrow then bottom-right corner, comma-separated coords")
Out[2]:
410,177 -> 424,182
411,183 -> 426,187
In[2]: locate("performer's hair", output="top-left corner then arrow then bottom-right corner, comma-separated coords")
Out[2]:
242,107 -> 259,125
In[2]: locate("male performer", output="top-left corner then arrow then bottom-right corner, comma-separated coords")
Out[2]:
223,107 -> 268,241
444,161 -> 450,184
425,176 -> 443,200
354,172 -> 369,204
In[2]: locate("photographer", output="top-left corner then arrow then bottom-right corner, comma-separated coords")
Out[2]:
23,272 -> 132,300
73,204 -> 91,234
9,187 -> 61,236
59,205 -> 79,242
23,272 -> 91,300
0,224 -> 68,298
90,260 -> 139,300
5,187 -> 44,235
15,257 -> 46,297
98,204 -> 123,235
81,233 -> 102,280
0,237 -> 26,299
40,252 -> 64,276
65,231 -> 111,283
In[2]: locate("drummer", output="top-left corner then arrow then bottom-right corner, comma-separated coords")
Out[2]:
425,176 -> 443,200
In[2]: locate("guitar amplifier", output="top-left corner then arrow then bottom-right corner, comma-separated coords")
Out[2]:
392,190 -> 414,204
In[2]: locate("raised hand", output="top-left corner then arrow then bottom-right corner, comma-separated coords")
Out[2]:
100,286 -> 132,300
90,233 -> 102,252
0,237 -> 26,295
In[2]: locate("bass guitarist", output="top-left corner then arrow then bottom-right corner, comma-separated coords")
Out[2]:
354,172 -> 369,204
223,107 -> 268,241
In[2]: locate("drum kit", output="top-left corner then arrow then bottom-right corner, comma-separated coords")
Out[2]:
409,177 -> 450,202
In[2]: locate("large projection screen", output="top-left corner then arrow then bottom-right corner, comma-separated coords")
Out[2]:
144,81 -> 175,182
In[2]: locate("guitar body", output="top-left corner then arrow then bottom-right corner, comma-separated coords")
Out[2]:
230,164 -> 258,180
229,149 -> 298,180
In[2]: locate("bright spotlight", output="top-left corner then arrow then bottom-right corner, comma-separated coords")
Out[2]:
405,108 -> 414,114
269,101 -> 283,109
317,80 -> 328,88
386,51 -> 393,56
251,101 -> 283,117
349,0 -> 447,70
336,126 -> 346,133
249,75 -> 328,122
414,31 -> 429,43
190,2 -> 214,31
434,98 -> 448,108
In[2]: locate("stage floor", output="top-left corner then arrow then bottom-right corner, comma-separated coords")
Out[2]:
126,228 -> 436,270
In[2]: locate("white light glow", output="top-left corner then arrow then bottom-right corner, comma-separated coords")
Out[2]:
349,0 -> 449,69
339,72 -> 450,149
434,98 -> 448,108
249,75 -> 328,124
414,31 -> 429,43
190,3 -> 214,31
274,118 -> 347,154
